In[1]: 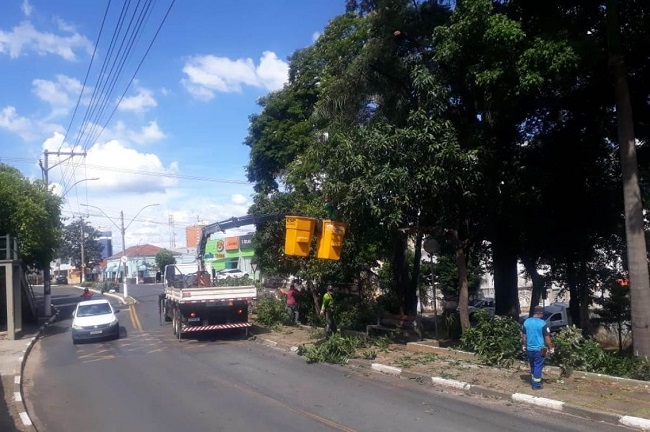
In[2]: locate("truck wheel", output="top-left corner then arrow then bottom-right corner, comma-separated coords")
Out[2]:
172,310 -> 178,335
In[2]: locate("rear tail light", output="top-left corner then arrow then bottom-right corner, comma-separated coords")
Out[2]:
237,309 -> 243,315
190,312 -> 196,318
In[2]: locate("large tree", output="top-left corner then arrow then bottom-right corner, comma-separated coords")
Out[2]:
58,219 -> 104,280
606,0 -> 650,358
0,164 -> 62,269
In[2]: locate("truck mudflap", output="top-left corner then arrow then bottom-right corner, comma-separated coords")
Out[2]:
181,322 -> 252,332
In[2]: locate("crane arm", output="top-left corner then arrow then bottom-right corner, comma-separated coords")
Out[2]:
196,213 -> 286,270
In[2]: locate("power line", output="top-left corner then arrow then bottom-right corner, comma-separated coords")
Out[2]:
87,0 -> 176,149
57,0 -> 112,154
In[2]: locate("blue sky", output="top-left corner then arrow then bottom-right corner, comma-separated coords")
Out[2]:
0,0 -> 345,252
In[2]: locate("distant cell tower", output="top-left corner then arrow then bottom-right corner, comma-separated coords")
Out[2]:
168,214 -> 176,248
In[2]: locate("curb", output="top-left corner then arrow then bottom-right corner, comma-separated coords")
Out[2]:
250,330 -> 650,430
14,305 -> 59,431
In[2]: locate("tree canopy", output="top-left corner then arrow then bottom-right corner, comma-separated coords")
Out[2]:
0,164 -> 62,269
243,0 -> 650,356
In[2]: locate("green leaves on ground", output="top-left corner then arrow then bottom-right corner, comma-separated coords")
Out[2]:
298,333 -> 388,365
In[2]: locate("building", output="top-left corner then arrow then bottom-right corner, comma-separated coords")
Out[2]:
204,233 -> 255,277
96,231 -> 113,260
105,244 -> 163,284
186,225 -> 205,248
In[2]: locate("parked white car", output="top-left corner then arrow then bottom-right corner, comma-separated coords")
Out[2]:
71,299 -> 120,344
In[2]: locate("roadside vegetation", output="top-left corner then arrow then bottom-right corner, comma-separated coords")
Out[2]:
257,291 -> 649,380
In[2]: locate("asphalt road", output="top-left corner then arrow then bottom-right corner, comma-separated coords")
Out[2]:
22,285 -> 630,432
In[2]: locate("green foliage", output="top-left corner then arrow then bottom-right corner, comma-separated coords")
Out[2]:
155,249 -> 176,272
594,277 -> 631,352
298,333 -> 382,364
460,311 -> 522,367
97,281 -> 119,293
255,296 -> 287,326
440,311 -> 461,340
59,219 -> 103,270
550,326 -> 650,380
214,275 -> 253,287
80,281 -> 95,288
0,164 -> 62,269
333,294 -> 379,331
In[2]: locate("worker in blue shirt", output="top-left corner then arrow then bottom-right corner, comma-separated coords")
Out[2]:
522,305 -> 554,390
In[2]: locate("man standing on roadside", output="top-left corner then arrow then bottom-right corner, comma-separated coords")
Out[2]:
320,285 -> 336,338
522,305 -> 554,390
279,282 -> 299,324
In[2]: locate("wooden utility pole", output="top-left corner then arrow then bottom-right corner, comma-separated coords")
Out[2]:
39,149 -> 86,316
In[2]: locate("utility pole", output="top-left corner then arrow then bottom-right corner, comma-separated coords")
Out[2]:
80,220 -> 85,283
40,149 -> 86,317
81,203 -> 157,301
121,211 -> 128,298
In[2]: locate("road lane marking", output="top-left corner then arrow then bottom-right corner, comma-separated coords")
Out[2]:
129,304 -> 143,331
83,355 -> 116,363
208,375 -> 357,432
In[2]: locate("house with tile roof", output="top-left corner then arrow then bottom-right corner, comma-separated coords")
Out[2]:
105,244 -> 174,284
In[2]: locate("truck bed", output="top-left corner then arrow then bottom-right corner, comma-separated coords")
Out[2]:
164,285 -> 256,303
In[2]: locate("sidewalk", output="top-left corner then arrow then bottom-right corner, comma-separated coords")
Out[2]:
252,324 -> 650,431
0,307 -> 57,432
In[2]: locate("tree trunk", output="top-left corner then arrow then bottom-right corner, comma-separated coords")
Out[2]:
566,259 -> 581,327
607,0 -> 650,359
406,232 -> 424,316
493,240 -> 519,318
521,255 -> 544,317
578,258 -> 592,336
450,229 -> 470,332
392,230 -> 410,315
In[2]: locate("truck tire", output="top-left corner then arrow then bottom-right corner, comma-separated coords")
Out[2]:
172,309 -> 178,335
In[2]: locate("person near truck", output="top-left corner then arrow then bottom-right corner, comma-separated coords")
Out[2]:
279,282 -> 299,324
320,285 -> 336,338
522,305 -> 554,390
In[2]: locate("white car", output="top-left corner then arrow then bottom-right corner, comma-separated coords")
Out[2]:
215,269 -> 248,280
71,299 -> 120,344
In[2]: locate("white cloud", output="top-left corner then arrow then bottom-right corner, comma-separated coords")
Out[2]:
22,0 -> 32,17
182,50 -> 288,100
43,133 -> 178,194
312,32 -> 321,42
32,74 -> 84,117
0,21 -> 92,60
129,121 -> 166,144
0,106 -> 61,140
231,194 -> 247,205
118,88 -> 157,112
55,18 -> 76,33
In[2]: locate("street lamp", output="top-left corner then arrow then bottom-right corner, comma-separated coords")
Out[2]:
81,203 -> 159,298
61,177 -> 99,199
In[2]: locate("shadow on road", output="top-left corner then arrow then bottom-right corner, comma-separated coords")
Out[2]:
0,377 -> 18,432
